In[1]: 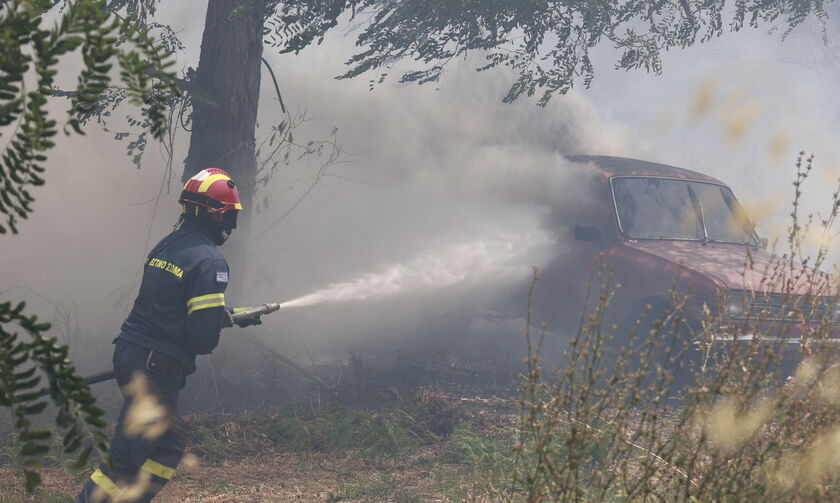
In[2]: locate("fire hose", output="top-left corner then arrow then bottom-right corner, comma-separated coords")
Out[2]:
40,303 -> 282,396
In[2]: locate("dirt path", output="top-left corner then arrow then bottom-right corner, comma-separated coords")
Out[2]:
1,375 -> 516,502
0,447 -> 448,503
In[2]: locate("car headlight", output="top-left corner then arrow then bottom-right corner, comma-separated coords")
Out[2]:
724,291 -> 747,319
831,303 -> 840,323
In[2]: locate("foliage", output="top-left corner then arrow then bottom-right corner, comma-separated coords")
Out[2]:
266,405 -> 314,451
436,422 -> 519,501
0,0 -> 178,493
111,0 -> 835,108
187,388 -> 462,466
0,301 -> 109,492
504,153 -> 840,502
193,426 -> 227,465
0,0 -> 179,234
268,405 -> 419,462
267,0 -> 830,105
100,0 -> 832,169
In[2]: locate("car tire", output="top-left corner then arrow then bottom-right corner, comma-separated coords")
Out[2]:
617,298 -> 702,396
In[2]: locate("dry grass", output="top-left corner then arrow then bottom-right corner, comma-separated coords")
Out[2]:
505,153 -> 840,503
0,400 -> 516,503
8,156 -> 840,502
0,452 -> 364,502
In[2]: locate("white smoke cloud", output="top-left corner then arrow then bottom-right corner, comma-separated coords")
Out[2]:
4,1 -> 840,378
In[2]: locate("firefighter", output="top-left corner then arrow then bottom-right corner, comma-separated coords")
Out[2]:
76,168 -> 259,503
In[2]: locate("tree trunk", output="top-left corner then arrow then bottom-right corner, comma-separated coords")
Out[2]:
184,0 -> 264,271
181,0 -> 264,411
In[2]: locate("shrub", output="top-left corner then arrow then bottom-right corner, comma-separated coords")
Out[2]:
510,154 -> 840,502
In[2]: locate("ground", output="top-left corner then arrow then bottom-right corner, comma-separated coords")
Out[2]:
0,388 -> 517,503
0,450 -> 439,502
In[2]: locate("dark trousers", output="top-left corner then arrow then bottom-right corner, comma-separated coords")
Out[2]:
75,339 -> 186,503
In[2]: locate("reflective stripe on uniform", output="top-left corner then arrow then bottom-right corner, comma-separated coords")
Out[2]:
141,459 -> 176,480
197,174 -> 230,193
90,468 -> 120,499
186,293 -> 225,315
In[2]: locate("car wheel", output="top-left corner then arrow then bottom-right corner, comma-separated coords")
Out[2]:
617,298 -> 702,396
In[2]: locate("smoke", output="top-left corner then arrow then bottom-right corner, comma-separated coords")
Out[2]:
582,12 -> 840,244
223,32 -> 638,364
242,33 -> 634,311
277,233 -> 548,309
3,1 -> 840,392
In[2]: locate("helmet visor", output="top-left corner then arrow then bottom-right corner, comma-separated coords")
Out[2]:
222,209 -> 238,232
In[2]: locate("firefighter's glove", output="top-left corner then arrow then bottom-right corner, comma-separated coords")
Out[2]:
223,307 -> 263,328
235,316 -> 262,328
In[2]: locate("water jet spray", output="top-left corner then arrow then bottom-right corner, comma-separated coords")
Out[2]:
71,234 -> 549,390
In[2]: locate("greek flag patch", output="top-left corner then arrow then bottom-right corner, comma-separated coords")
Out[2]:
216,271 -> 229,284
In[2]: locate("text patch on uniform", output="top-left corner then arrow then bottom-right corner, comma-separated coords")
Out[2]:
216,271 -> 229,284
145,257 -> 184,279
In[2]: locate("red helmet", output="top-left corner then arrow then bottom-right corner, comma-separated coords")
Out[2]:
179,168 -> 243,213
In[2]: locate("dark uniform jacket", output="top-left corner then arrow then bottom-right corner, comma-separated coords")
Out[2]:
119,219 -> 229,374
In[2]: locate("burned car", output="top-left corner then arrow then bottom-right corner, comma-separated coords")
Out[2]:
464,156 -> 839,374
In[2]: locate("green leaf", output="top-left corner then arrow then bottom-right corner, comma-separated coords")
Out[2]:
64,434 -> 82,453
20,443 -> 49,456
23,469 -> 41,493
18,430 -> 51,442
74,445 -> 94,469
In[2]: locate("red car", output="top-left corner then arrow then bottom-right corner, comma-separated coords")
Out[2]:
474,156 -> 839,370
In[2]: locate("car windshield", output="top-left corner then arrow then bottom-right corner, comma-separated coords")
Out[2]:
611,177 -> 759,245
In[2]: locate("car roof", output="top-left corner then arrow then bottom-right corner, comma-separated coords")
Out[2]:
567,155 -> 726,185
